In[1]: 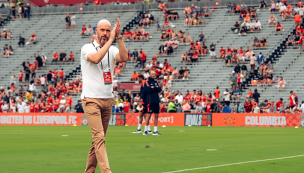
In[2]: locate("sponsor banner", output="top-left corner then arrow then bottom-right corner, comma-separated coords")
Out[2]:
118,83 -> 142,91
109,114 -> 126,126
212,113 -> 302,127
0,113 -> 83,126
184,114 -> 212,126
125,113 -> 184,126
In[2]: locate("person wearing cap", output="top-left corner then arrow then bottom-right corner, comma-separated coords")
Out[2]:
1,28 -> 7,38
294,12 -> 302,24
231,21 -> 240,33
229,71 -> 238,91
275,22 -> 283,34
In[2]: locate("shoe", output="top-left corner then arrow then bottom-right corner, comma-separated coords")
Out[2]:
238,33 -> 241,35
148,130 -> 152,134
132,129 -> 142,133
143,131 -> 148,135
152,131 -> 162,135
244,33 -> 246,35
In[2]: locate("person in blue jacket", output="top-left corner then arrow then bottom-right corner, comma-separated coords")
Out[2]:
233,102 -> 243,113
222,103 -> 232,113
142,70 -> 162,136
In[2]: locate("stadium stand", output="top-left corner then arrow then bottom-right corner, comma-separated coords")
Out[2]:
1,0 -> 304,114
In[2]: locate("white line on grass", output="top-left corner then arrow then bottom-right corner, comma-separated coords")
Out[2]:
162,154 -> 304,173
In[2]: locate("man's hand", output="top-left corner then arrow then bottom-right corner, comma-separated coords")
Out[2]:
115,18 -> 121,38
110,24 -> 117,42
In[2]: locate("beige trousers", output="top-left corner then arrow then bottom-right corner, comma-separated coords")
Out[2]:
82,97 -> 114,173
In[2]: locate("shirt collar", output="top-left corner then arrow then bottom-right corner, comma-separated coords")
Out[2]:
93,40 -> 101,49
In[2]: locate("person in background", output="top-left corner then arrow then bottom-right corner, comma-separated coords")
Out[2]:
234,102 -> 243,113
58,95 -> 66,113
168,99 -> 176,113
222,104 -> 231,113
28,32 -> 36,44
65,13 -> 70,30
252,103 -> 260,113
86,25 -> 93,36
70,13 -> 76,30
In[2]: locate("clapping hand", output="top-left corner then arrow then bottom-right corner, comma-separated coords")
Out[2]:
115,18 -> 121,38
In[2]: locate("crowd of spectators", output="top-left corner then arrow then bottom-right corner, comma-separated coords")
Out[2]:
0,66 -> 83,113
111,83 -> 304,113
51,50 -> 74,62
1,28 -> 13,39
123,26 -> 150,42
8,0 -> 31,20
2,1 -> 304,114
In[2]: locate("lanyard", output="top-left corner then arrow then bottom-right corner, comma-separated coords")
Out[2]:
92,42 -> 110,70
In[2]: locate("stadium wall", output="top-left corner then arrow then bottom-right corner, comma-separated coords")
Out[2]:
1,113 -> 303,127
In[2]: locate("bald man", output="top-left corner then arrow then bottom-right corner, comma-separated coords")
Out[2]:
81,19 -> 128,173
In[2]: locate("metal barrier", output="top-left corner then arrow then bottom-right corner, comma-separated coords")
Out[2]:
10,0 -> 303,15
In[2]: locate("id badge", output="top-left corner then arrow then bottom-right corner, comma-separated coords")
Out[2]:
103,72 -> 112,85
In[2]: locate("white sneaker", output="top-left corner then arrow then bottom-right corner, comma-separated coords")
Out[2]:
245,33 -> 246,35
238,33 -> 241,35
182,77 -> 185,80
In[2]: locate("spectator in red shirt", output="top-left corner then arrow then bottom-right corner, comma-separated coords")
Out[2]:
152,54 -> 157,64
204,100 -> 211,113
131,71 -> 138,81
59,69 -> 64,81
67,51 -> 74,62
298,0 -> 303,7
244,99 -> 253,113
19,70 -> 23,84
158,2 -> 166,11
123,99 -> 130,112
122,29 -> 131,41
219,46 -> 226,59
28,33 -> 36,44
214,86 -> 220,99
160,101 -> 167,112
289,91 -> 298,108
10,83 -> 16,93
65,94 -> 73,108
139,48 -> 147,68
275,22 -> 283,34
52,51 -> 59,62
80,25 -> 87,36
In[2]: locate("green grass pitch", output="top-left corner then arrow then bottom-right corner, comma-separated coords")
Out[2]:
0,126 -> 303,173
